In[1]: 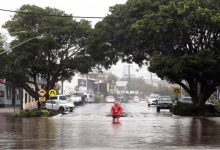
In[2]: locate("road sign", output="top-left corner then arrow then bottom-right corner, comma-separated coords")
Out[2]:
49,89 -> 57,96
173,87 -> 181,95
38,89 -> 46,97
39,96 -> 46,102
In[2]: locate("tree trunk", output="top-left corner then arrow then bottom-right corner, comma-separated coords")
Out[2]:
188,81 -> 216,108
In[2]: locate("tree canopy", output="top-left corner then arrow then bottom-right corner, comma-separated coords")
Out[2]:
1,5 -> 94,99
90,0 -> 220,107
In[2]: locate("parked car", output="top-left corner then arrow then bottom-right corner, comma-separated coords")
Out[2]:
178,96 -> 214,106
85,93 -> 95,103
156,96 -> 173,112
105,96 -> 116,103
48,94 -> 75,109
44,100 -> 75,112
133,96 -> 140,102
178,97 -> 192,104
69,95 -> 83,105
148,94 -> 160,106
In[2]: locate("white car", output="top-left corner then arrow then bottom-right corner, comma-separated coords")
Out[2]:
48,94 -> 75,107
105,96 -> 116,103
133,96 -> 140,102
44,100 -> 75,112
179,97 -> 192,104
178,97 -> 214,106
148,94 -> 160,106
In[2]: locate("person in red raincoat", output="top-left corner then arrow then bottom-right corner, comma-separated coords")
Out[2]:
111,101 -> 123,123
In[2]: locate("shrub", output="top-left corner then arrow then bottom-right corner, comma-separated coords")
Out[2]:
94,95 -> 103,103
14,110 -> 50,117
173,102 -> 219,116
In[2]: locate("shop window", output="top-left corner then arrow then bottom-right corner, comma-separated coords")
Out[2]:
6,85 -> 12,100
25,93 -> 27,103
0,91 -> 4,97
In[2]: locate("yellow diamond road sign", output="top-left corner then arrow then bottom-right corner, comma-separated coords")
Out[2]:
173,87 -> 181,95
49,89 -> 57,96
38,89 -> 46,97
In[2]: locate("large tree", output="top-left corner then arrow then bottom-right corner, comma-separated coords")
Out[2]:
89,0 -> 220,108
1,5 -> 93,100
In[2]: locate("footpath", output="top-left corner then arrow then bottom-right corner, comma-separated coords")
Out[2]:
0,107 -> 20,116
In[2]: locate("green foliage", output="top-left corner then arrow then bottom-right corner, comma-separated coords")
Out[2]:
94,95 -> 103,103
210,99 -> 220,112
0,34 -> 4,53
1,5 -> 94,99
173,102 -> 218,116
14,109 -> 50,117
90,0 -> 220,108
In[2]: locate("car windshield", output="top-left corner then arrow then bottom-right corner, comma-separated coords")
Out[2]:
160,97 -> 171,100
50,96 -> 57,100
182,97 -> 192,101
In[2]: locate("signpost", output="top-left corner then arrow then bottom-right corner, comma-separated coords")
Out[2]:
38,89 -> 47,97
38,89 -> 47,109
172,87 -> 181,104
39,97 -> 46,102
173,87 -> 181,95
49,89 -> 57,96
48,89 -> 57,111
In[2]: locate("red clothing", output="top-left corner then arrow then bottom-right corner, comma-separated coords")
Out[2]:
111,102 -> 123,117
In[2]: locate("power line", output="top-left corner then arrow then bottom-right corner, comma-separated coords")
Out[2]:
0,8 -> 104,19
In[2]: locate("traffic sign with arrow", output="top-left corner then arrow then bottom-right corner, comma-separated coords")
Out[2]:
49,89 -> 57,96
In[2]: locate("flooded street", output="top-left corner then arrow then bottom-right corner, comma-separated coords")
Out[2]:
1,102 -> 220,149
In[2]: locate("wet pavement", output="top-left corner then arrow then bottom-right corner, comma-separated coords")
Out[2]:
1,102 -> 220,149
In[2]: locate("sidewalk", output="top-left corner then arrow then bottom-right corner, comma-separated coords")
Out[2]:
0,107 -> 20,115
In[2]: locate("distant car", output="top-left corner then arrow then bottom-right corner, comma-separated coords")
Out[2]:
156,96 -> 173,112
69,95 -> 83,105
148,94 -> 160,106
105,96 -> 116,103
133,96 -> 140,102
85,94 -> 95,103
178,97 -> 214,106
178,97 -> 192,104
44,100 -> 75,112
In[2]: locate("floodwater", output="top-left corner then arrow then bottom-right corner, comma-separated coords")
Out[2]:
1,102 -> 220,149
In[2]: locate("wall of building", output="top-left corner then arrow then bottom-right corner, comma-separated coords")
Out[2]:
0,82 -> 21,107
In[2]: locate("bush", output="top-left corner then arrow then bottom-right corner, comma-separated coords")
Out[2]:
14,110 -> 50,117
173,102 -> 219,116
94,95 -> 103,103
210,99 -> 220,112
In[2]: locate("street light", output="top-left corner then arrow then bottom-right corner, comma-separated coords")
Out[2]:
0,35 -> 42,55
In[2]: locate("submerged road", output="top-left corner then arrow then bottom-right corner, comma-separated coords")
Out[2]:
1,102 -> 220,149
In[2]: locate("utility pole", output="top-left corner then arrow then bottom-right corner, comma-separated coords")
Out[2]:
86,74 -> 88,93
128,64 -> 130,100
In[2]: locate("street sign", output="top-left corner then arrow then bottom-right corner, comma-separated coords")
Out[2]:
38,89 -> 47,97
173,87 -> 181,95
39,97 -> 46,102
49,89 -> 57,96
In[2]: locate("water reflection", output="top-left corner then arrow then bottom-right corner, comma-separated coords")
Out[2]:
0,117 -> 56,149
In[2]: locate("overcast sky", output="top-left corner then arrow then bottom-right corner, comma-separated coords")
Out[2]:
0,0 -> 157,80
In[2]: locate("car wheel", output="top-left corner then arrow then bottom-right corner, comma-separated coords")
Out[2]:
148,104 -> 150,107
59,107 -> 64,113
157,107 -> 160,112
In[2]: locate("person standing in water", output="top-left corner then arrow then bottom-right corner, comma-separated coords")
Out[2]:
111,101 -> 123,123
